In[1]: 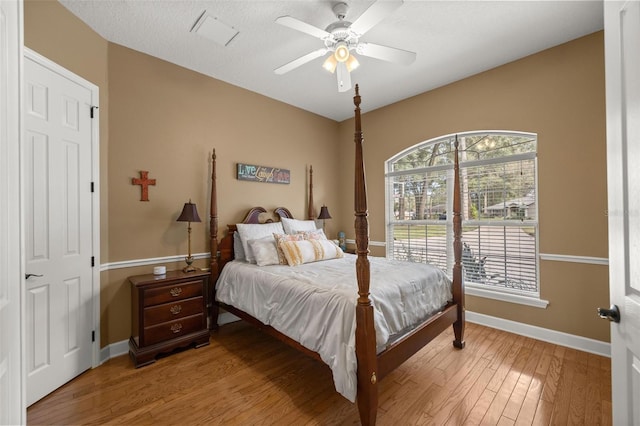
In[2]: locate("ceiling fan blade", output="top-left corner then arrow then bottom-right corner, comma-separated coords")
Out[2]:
276,16 -> 331,40
357,42 -> 416,65
336,61 -> 352,93
274,48 -> 328,75
349,0 -> 403,36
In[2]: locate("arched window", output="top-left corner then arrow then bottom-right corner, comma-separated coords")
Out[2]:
385,131 -> 539,299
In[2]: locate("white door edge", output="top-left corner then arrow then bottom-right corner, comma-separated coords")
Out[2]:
18,1 -> 25,414
604,0 -> 640,423
23,47 -> 101,367
3,0 -> 26,421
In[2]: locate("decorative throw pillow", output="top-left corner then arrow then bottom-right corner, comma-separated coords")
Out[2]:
281,217 -> 317,234
236,222 -> 284,264
279,239 -> 344,266
273,233 -> 304,264
297,229 -> 327,240
247,237 -> 279,266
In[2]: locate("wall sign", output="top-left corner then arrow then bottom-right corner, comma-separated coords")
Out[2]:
236,163 -> 290,184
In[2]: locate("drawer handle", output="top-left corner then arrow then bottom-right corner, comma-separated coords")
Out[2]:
171,323 -> 183,334
169,287 -> 182,297
170,304 -> 182,315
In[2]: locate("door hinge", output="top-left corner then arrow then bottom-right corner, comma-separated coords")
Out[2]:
90,106 -> 99,118
90,181 -> 94,193
92,330 -> 95,342
91,256 -> 95,267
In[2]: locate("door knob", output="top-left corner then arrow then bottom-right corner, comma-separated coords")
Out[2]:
597,304 -> 620,323
25,273 -> 43,280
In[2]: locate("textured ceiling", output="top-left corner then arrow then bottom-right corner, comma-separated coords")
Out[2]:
59,0 -> 604,121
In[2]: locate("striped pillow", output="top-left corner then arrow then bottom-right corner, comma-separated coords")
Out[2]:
273,233 -> 304,264
279,239 -> 344,266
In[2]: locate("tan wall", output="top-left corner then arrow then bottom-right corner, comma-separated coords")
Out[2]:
336,32 -> 609,342
105,44 -> 339,344
107,43 -> 340,261
25,1 -> 610,347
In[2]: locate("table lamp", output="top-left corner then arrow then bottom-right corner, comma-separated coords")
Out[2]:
177,200 -> 201,272
317,205 -> 332,231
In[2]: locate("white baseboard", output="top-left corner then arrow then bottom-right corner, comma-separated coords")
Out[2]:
466,311 -> 611,358
99,339 -> 129,365
96,311 -> 610,367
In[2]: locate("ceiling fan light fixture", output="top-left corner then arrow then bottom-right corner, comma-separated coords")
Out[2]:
345,54 -> 360,72
334,42 -> 350,62
274,0 -> 416,93
322,55 -> 338,73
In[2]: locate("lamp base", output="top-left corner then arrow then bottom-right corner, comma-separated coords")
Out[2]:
183,256 -> 196,273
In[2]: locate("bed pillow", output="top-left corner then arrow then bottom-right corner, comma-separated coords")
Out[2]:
236,222 -> 284,264
297,229 -> 327,240
233,231 -> 246,261
247,237 -> 280,266
281,217 -> 317,234
279,239 -> 344,266
273,233 -> 304,264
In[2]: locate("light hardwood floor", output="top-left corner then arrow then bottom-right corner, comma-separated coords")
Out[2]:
27,321 -> 612,425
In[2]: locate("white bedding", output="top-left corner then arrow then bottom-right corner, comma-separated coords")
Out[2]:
215,253 -> 452,402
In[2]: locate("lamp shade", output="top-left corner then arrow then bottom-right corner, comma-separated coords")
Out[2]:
334,42 -> 350,62
322,55 -> 338,73
317,205 -> 332,220
345,54 -> 360,72
177,201 -> 201,223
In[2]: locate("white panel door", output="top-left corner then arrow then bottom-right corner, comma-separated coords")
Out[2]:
0,0 -> 24,423
24,53 -> 94,406
604,1 -> 640,424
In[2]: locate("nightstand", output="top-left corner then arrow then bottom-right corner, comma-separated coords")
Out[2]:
129,270 -> 210,367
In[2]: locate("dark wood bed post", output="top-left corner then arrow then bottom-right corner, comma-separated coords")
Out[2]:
353,85 -> 378,426
452,137 -> 466,349
210,149 -> 219,331
307,165 -> 314,220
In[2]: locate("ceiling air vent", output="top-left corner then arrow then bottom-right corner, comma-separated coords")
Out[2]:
191,11 -> 239,47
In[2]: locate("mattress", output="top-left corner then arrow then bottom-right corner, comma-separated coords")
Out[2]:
215,253 -> 452,402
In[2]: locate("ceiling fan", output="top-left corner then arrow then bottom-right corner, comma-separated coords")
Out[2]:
274,0 -> 417,92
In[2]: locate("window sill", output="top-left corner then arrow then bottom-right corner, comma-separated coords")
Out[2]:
465,284 -> 549,308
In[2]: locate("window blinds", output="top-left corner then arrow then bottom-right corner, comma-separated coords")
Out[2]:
386,132 -> 538,296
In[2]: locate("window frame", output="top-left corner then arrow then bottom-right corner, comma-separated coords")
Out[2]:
385,131 -> 547,307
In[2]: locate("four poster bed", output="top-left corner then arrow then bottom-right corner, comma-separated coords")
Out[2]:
207,86 -> 465,425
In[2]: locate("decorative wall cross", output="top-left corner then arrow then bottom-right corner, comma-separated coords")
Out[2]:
132,171 -> 156,201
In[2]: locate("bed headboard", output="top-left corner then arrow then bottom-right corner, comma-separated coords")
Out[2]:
216,206 -> 295,272
275,207 -> 294,220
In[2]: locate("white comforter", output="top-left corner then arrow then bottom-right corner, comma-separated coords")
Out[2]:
215,254 -> 452,402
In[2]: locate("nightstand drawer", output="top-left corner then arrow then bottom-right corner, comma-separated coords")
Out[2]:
143,314 -> 205,346
143,280 -> 203,307
143,296 -> 204,326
